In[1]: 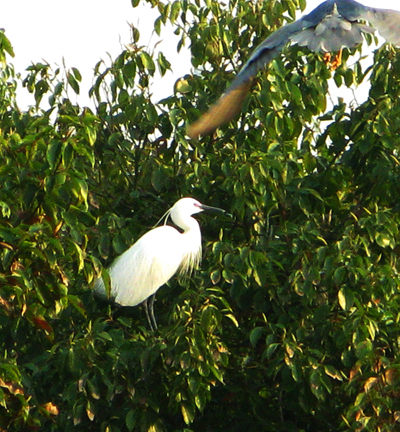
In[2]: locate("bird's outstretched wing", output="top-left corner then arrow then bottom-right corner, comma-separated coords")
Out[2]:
187,0 -> 400,139
337,1 -> 400,47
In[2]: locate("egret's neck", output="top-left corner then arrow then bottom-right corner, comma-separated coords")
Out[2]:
174,215 -> 200,234
175,215 -> 202,274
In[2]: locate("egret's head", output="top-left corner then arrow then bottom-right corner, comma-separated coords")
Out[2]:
172,198 -> 204,217
167,197 -> 225,230
172,197 -> 225,217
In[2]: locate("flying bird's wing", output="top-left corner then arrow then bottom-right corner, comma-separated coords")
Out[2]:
186,19 -> 306,140
187,0 -> 400,140
336,0 -> 400,47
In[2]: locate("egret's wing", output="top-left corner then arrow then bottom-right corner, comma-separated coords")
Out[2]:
339,0 -> 400,47
93,227 -> 184,307
111,227 -> 183,306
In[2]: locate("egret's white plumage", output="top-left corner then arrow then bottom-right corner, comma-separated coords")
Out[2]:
94,197 -> 224,329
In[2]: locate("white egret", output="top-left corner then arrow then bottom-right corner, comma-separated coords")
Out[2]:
94,197 -> 225,330
187,0 -> 400,139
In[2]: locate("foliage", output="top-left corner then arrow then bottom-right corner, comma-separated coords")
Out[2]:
1,1 -> 400,431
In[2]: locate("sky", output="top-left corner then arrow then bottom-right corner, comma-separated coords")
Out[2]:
1,0 -> 399,110
2,0 -> 191,109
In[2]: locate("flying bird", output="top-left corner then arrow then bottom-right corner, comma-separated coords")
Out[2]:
94,197 -> 225,330
187,0 -> 400,139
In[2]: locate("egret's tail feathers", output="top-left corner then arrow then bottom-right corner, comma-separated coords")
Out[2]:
93,277 -> 106,297
93,269 -> 113,300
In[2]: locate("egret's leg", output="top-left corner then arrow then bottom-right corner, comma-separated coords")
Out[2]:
148,294 -> 158,331
143,295 -> 157,331
143,298 -> 154,331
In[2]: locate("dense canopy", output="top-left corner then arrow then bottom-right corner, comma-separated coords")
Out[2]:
1,1 -> 400,431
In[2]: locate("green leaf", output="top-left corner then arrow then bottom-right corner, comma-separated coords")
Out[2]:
170,1 -> 181,22
181,402 -> 195,424
313,305 -> 330,324
210,269 -> 221,285
126,410 -> 136,431
140,51 -> 155,74
338,287 -> 354,311
333,266 -> 346,285
375,232 -> 391,248
146,103 -> 158,122
310,370 -> 325,401
71,67 -> 82,82
210,364 -> 224,383
123,61 -> 136,78
324,365 -> 342,381
250,327 -> 264,347
175,77 -> 192,94
0,31 -> 15,63
67,71 -> 80,94
71,241 -> 84,272
264,343 -> 280,359
157,52 -> 171,76
46,139 -> 62,169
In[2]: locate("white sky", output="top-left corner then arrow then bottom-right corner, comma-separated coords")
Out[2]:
2,0 -> 191,109
1,0 -> 399,110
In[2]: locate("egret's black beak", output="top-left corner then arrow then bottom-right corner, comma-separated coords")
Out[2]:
199,204 -> 225,214
198,204 -> 233,218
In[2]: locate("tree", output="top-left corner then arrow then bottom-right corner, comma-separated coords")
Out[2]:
1,0 -> 400,430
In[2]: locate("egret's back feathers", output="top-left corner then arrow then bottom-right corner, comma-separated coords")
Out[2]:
94,224 -> 201,306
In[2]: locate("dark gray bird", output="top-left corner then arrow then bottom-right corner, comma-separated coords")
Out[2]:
187,0 -> 400,139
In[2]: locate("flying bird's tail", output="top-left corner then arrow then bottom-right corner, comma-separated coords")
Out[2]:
187,79 -> 252,139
